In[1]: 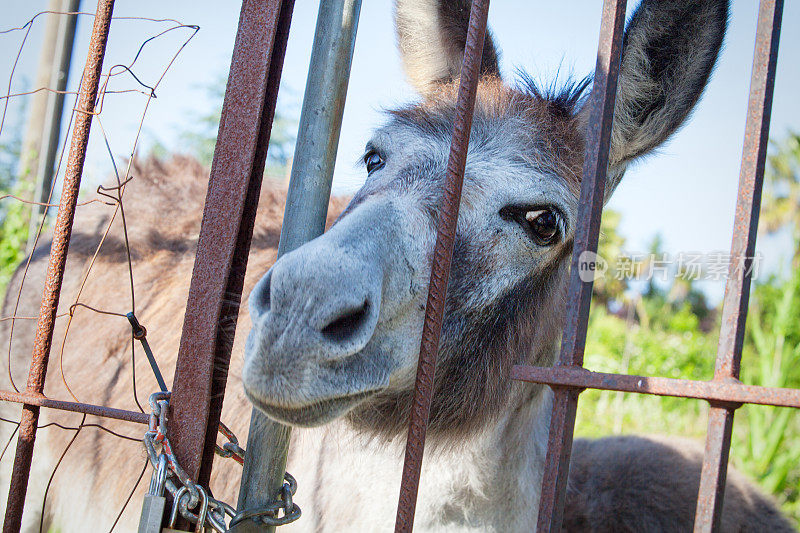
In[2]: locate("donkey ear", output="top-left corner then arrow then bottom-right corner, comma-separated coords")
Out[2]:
580,0 -> 729,193
395,0 -> 501,97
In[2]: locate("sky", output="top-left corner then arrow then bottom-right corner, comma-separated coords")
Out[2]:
1,1 -> 799,302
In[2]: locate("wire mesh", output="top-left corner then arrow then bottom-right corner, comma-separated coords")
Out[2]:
0,3 -> 207,530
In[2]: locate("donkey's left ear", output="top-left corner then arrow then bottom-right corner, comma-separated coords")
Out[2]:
395,0 -> 501,97
579,0 -> 729,195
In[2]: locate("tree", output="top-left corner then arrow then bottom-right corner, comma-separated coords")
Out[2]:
170,74 -> 297,178
0,99 -> 31,291
592,209 -> 629,307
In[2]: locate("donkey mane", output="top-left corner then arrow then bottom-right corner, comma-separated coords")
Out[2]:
388,76 -> 589,194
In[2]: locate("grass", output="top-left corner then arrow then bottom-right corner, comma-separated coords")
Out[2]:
575,274 -> 800,526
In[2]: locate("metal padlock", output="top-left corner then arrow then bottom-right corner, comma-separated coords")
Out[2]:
138,454 -> 168,533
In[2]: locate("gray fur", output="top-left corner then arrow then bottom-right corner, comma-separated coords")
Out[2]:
588,0 -> 730,195
565,436 -> 795,532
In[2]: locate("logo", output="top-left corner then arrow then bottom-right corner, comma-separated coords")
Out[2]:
577,251 -> 607,282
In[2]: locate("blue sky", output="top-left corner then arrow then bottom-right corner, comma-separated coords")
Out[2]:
2,1 -> 799,302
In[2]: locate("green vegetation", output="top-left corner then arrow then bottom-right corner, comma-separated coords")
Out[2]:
577,131 -> 800,525
0,103 -> 30,293
0,181 -> 31,291
577,270 -> 800,523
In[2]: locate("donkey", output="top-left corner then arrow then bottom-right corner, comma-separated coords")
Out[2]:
0,0 -> 793,531
242,0 -> 794,531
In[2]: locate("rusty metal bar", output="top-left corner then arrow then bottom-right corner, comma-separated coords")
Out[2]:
0,390 -> 149,424
393,1 -> 490,531
694,1 -> 783,530
534,1 -> 626,530
2,2 -> 115,531
695,408 -> 735,532
233,1 -> 361,531
712,0 -> 783,387
168,0 -> 295,515
510,366 -> 800,409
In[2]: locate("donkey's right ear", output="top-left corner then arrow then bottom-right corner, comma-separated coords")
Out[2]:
578,0 -> 729,198
395,0 -> 501,97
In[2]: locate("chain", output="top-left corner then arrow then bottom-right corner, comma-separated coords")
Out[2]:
143,391 -> 301,531
228,472 -> 301,528
215,421 -> 245,466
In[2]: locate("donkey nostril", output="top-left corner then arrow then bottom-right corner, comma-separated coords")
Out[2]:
320,300 -> 370,343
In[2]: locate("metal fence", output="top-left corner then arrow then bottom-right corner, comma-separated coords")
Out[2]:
0,0 -> 798,532
1,2 -> 209,530
390,0 -> 798,532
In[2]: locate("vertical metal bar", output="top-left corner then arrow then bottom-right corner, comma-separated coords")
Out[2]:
393,2 -> 490,531
276,0 -> 362,257
695,407 -> 735,532
536,1 -> 626,531
232,1 -> 361,531
2,1 -> 114,531
167,0 -> 295,518
27,0 -> 81,255
694,1 -> 783,530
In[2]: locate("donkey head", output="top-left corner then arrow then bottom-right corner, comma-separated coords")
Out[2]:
243,0 -> 728,439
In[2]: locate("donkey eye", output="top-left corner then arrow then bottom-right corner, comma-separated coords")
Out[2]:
525,209 -> 559,245
499,206 -> 562,246
364,151 -> 384,174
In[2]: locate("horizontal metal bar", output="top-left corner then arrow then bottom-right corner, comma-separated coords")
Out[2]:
0,390 -> 149,424
511,365 -> 800,409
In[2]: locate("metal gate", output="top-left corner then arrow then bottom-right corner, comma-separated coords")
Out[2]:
1,1 -> 797,532
390,1 -> 799,532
